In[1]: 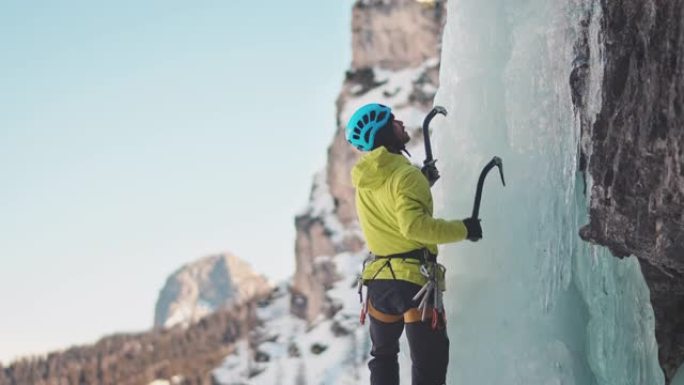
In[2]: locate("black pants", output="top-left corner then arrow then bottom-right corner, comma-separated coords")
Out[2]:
367,281 -> 450,385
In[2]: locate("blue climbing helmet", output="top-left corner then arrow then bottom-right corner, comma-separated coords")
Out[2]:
345,103 -> 393,151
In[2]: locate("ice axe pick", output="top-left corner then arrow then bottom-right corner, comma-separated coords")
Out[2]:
422,106 -> 448,183
470,156 -> 506,223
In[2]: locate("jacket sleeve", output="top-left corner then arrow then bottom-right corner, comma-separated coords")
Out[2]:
394,168 -> 468,244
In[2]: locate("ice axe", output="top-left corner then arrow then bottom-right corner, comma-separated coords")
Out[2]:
471,156 -> 506,222
422,106 -> 448,184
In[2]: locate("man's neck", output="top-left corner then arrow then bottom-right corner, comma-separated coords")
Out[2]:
384,143 -> 403,155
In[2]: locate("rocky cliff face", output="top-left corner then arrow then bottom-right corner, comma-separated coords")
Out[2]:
292,0 -> 446,322
155,253 -> 272,328
572,0 -> 684,381
351,0 -> 446,70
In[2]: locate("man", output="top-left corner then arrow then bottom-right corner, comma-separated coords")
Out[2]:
347,103 -> 482,385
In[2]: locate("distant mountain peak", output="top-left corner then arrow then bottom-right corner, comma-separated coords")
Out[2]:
154,253 -> 272,328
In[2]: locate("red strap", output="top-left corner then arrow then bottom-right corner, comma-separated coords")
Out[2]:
360,302 -> 368,325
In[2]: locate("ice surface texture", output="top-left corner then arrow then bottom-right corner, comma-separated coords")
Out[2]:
433,0 -> 664,384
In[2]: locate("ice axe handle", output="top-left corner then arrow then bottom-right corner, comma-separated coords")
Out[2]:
471,156 -> 506,220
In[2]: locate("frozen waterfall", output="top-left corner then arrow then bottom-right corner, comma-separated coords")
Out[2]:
431,0 -> 664,384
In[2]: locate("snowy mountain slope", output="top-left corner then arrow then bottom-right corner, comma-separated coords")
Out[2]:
212,252 -> 370,385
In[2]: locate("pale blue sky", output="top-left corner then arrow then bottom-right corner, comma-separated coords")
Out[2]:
0,0 -> 353,362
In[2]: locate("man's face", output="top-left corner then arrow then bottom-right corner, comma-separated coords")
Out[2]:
391,119 -> 410,144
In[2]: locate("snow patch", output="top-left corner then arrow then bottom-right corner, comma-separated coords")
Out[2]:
212,253 -> 373,385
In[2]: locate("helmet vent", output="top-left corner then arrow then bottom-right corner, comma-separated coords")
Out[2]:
363,115 -> 369,124
377,111 -> 387,122
364,128 -> 372,143
370,111 -> 376,120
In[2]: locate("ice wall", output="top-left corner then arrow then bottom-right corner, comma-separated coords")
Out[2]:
432,0 -> 664,384
673,365 -> 684,385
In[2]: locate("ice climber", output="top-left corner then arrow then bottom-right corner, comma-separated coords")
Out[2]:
347,103 -> 482,385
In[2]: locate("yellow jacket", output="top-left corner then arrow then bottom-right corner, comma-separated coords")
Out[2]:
351,147 -> 468,285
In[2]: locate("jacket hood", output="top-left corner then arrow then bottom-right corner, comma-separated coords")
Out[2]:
351,147 -> 410,189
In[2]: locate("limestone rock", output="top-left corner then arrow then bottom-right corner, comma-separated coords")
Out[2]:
572,1 -> 684,380
154,253 -> 272,328
352,0 -> 446,70
291,0 -> 446,322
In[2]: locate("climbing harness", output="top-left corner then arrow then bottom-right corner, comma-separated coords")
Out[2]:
358,249 -> 447,329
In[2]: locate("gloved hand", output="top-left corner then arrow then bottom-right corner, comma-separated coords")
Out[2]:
462,217 -> 482,242
421,162 -> 440,187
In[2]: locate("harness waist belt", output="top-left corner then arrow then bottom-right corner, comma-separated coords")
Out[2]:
375,248 -> 436,263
